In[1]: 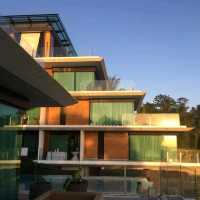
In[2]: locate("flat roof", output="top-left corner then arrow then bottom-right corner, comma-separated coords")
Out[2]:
70,90 -> 145,111
36,56 -> 108,80
0,14 -> 77,56
3,125 -> 193,134
0,28 -> 76,109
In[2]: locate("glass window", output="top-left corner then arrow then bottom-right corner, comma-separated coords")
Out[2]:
76,72 -> 95,90
48,134 -> 69,152
48,134 -> 80,160
0,167 -> 18,199
129,135 -> 177,161
0,131 -> 22,160
20,32 -> 40,57
0,103 -> 21,127
54,72 -> 75,91
53,71 -> 95,91
90,102 -> 134,125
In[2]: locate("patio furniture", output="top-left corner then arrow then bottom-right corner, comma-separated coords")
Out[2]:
46,151 -> 67,160
71,151 -> 79,160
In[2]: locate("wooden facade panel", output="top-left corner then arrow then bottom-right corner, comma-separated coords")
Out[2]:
104,132 -> 128,160
46,107 -> 61,125
46,68 -> 53,76
43,31 -> 53,57
84,131 -> 98,159
65,100 -> 89,125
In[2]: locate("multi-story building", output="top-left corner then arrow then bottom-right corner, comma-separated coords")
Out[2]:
1,14 -> 198,195
0,23 -> 75,199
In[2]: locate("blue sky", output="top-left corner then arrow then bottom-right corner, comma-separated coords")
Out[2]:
1,0 -> 200,107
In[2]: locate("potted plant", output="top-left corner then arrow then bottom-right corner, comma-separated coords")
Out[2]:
63,169 -> 88,192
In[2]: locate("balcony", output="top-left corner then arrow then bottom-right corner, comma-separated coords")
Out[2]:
2,112 -> 186,129
89,113 -> 182,127
123,113 -> 181,127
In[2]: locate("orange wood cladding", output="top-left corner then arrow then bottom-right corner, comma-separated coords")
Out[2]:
46,68 -> 53,76
43,31 -> 52,56
64,100 -> 89,125
104,132 -> 129,160
46,107 -> 61,125
84,131 -> 98,159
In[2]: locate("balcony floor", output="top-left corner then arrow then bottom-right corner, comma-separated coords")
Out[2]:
33,159 -> 200,167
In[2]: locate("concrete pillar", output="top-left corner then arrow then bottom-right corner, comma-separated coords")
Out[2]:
80,129 -> 85,161
38,130 -> 45,160
39,107 -> 47,125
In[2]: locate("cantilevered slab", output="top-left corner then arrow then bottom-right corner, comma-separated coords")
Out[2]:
0,28 -> 76,109
70,90 -> 145,111
3,125 -> 193,134
34,160 -> 200,167
36,56 -> 108,80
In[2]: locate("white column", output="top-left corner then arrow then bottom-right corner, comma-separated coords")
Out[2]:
80,129 -> 85,161
39,107 -> 47,125
38,130 -> 45,160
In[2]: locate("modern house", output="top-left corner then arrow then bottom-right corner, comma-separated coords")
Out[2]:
0,13 -> 194,164
0,14 -> 197,196
0,18 -> 76,199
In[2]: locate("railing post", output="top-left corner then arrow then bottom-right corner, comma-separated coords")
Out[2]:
38,130 -> 45,160
179,152 -> 182,164
27,115 -> 30,125
123,166 -> 127,194
166,151 -> 169,162
197,152 -> 199,164
9,116 -> 12,125
166,164 -> 169,195
80,129 -> 85,161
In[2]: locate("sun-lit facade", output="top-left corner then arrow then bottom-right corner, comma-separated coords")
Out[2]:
0,14 -> 193,164
1,14 -> 199,197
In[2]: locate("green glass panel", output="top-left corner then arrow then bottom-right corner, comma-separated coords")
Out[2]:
0,167 -> 18,200
53,72 -> 75,91
0,103 -> 21,126
90,102 -> 134,125
0,131 -> 22,160
129,135 -> 177,161
76,72 -> 95,90
26,108 -> 40,124
48,134 -> 69,152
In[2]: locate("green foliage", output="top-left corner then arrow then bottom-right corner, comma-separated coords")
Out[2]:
63,169 -> 82,191
140,94 -> 200,149
106,75 -> 121,90
153,94 -> 177,113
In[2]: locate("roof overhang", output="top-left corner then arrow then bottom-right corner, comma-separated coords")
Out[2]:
0,14 -> 77,56
36,56 -> 108,80
70,90 -> 145,111
0,28 -> 77,109
3,125 -> 193,134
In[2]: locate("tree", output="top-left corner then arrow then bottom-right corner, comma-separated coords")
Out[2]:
140,102 -> 156,113
106,75 -> 120,90
176,97 -> 189,113
153,94 -> 177,113
176,97 -> 190,125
